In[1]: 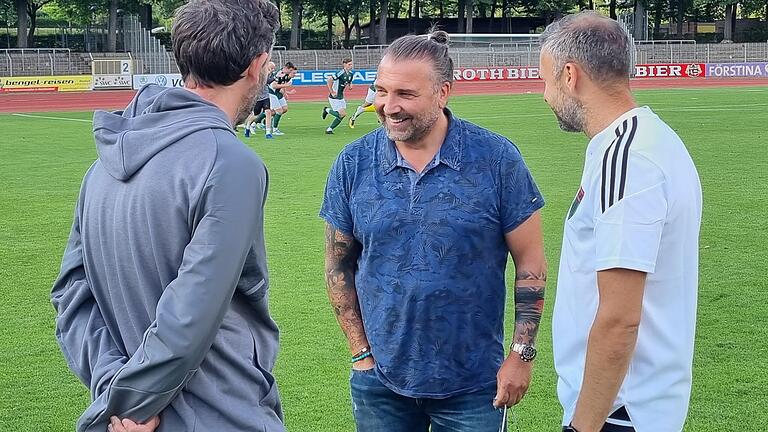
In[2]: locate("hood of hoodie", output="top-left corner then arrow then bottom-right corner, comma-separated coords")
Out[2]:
93,84 -> 234,181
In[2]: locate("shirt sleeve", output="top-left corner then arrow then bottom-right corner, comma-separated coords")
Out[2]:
594,152 -> 667,273
500,142 -> 545,233
319,151 -> 354,235
77,135 -> 268,431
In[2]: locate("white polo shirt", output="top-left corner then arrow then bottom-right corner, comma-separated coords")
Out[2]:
553,106 -> 702,432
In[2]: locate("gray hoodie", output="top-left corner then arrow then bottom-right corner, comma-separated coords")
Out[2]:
51,84 -> 284,432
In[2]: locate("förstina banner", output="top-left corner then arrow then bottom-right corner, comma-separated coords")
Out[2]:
707,62 -> 768,78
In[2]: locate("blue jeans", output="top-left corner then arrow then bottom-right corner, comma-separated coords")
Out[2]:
350,368 -> 503,432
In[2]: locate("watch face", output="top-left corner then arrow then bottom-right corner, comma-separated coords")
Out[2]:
521,345 -> 537,362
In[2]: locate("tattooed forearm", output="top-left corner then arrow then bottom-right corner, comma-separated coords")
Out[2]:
324,224 -> 369,353
514,270 -> 546,346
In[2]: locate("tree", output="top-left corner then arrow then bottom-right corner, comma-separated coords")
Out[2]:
650,0 -> 668,38
325,0 -> 333,47
369,0 -> 376,43
16,0 -> 26,47
289,0 -> 302,49
26,0 -> 53,46
378,0 -> 387,43
336,0 -> 362,47
633,0 -> 647,39
14,0 -> 52,47
723,1 -> 736,40
465,0 -> 473,32
676,0 -> 685,36
107,0 -> 117,51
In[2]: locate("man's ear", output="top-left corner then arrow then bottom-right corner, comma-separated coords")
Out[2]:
562,62 -> 579,94
245,52 -> 270,83
562,62 -> 592,98
438,81 -> 452,109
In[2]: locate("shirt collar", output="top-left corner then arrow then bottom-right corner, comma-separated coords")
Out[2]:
586,106 -> 651,159
379,108 -> 463,175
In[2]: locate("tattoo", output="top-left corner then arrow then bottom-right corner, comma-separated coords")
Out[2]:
515,271 -> 547,282
324,224 -> 369,352
514,271 -> 546,346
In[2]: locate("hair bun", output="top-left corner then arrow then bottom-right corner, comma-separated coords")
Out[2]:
428,30 -> 449,45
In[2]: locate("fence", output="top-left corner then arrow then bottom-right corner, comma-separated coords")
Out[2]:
1,42 -> 767,77
273,41 -> 768,70
0,48 -> 73,76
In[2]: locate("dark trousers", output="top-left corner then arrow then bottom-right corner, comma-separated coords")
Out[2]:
563,407 -> 635,432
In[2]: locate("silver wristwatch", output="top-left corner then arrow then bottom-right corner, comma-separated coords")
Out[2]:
511,343 -> 537,362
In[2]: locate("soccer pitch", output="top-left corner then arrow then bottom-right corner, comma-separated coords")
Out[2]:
1,87 -> 766,431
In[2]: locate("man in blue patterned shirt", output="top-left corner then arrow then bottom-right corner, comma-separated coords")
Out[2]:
321,30 -> 547,432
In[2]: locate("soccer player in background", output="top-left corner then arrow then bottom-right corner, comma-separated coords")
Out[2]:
268,62 -> 297,137
348,80 -> 377,128
322,58 -> 354,134
244,61 -> 276,137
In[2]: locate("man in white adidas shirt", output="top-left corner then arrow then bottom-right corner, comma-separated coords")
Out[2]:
538,11 -> 702,432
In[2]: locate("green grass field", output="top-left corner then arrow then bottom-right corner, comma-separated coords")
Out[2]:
1,86 -> 767,431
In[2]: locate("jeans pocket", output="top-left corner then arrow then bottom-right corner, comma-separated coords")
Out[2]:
350,367 -> 383,393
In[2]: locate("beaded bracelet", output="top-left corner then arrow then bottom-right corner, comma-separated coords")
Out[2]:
351,351 -> 373,363
351,346 -> 372,363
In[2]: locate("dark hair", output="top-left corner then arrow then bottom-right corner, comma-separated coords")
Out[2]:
284,61 -> 296,70
383,28 -> 453,88
342,58 -> 352,64
172,0 -> 279,87
539,11 -> 632,81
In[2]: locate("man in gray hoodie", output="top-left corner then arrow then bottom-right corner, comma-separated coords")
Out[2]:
50,1 -> 283,431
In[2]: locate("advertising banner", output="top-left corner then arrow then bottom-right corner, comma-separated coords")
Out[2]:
633,63 -> 706,78
0,75 -> 93,92
133,74 -> 184,90
453,67 -> 540,81
93,74 -> 133,90
291,69 -> 377,86
453,64 -> 707,81
706,62 -> 768,78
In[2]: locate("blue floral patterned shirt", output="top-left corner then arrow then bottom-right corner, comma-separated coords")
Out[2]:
320,110 -> 544,398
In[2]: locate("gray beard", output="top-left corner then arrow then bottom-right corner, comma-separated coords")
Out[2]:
381,107 -> 440,143
554,97 -> 585,133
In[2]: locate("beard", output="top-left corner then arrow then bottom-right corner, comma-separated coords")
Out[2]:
551,91 -> 585,133
234,68 -> 268,126
235,84 -> 260,126
379,104 -> 441,143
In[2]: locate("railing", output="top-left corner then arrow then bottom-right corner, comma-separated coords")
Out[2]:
635,39 -> 697,45
1,43 -> 767,77
352,44 -> 389,69
4,50 -> 11,76
0,48 -> 72,76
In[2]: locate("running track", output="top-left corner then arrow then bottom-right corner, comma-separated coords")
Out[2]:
1,78 -> 766,113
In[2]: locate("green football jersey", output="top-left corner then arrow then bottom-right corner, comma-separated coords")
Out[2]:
269,71 -> 292,98
330,69 -> 354,100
